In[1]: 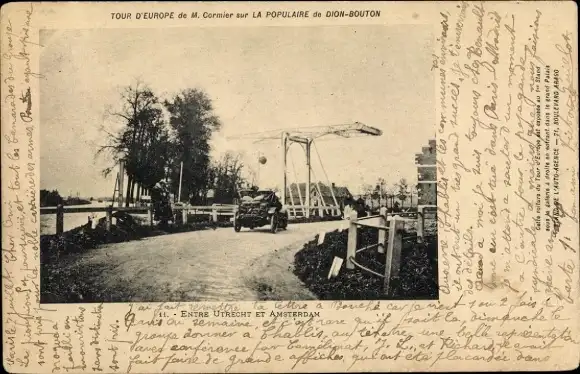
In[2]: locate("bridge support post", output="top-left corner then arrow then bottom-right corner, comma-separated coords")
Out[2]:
346,210 -> 358,269
378,207 -> 387,254
212,207 -> 218,223
305,139 -> 312,219
281,132 -> 288,206
384,215 -> 404,295
56,204 -> 64,235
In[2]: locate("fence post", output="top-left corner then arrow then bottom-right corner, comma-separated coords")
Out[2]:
105,206 -> 112,232
148,205 -> 153,226
56,204 -> 64,235
182,206 -> 188,225
346,210 -> 358,269
378,207 -> 387,254
212,207 -> 218,223
384,215 -> 404,295
417,206 -> 425,243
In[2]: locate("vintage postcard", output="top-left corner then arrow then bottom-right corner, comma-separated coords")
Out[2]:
1,1 -> 578,372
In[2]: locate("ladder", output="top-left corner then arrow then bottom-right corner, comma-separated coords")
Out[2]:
111,161 -> 125,207
111,172 -> 123,207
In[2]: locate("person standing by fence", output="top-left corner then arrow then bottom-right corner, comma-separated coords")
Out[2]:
151,181 -> 173,227
342,194 -> 354,219
355,197 -> 367,217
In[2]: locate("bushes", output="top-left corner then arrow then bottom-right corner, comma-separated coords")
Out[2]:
293,229 -> 438,300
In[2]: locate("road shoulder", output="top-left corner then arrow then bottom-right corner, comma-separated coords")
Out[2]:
244,238 -> 318,301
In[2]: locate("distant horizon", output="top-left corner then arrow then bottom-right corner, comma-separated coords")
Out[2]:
40,26 -> 434,197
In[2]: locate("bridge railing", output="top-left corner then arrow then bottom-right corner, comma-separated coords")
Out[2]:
344,207 -> 416,295
285,205 -> 341,218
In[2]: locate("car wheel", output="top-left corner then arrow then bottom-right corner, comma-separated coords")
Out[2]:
279,214 -> 288,230
270,214 -> 278,233
234,217 -> 241,232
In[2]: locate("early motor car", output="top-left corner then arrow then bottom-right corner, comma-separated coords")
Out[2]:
234,189 -> 288,233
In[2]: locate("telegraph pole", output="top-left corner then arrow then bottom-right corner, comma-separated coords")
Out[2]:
118,160 -> 125,207
178,161 -> 183,202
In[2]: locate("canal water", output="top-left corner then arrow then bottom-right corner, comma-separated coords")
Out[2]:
41,201 -> 111,235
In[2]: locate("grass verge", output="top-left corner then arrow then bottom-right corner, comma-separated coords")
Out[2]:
293,228 -> 438,300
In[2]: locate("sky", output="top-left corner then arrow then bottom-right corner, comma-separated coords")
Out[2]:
40,25 -> 434,198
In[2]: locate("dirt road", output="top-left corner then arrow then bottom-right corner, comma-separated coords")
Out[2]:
69,220 -> 346,302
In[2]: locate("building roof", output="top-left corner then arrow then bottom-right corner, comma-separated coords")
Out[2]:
286,183 -> 351,206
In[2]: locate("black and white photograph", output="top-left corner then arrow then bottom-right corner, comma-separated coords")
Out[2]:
39,25 -> 438,303
5,1 -> 578,373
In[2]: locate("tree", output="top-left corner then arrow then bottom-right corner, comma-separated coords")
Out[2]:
361,183 -> 374,198
372,184 -> 381,199
40,189 -> 63,207
410,184 -> 418,208
132,107 -> 173,200
209,152 -> 247,204
375,177 -> 387,206
396,178 -> 410,209
164,89 -> 221,203
97,81 -> 173,206
386,184 -> 397,209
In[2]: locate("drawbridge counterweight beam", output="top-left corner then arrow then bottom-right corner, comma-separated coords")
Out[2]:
227,122 -> 382,142
229,122 -> 382,218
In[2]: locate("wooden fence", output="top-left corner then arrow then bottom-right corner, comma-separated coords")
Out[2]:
333,138 -> 439,295
343,207 -> 415,295
40,204 -> 237,235
41,203 -> 343,235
